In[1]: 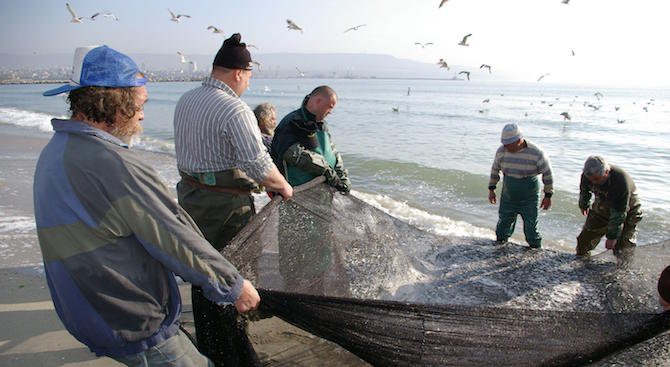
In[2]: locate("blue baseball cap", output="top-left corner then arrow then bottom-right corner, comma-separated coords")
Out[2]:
43,45 -> 147,96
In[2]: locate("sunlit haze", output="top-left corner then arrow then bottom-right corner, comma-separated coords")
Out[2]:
1,0 -> 669,86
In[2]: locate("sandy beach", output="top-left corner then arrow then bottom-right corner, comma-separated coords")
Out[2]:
0,126 -> 367,366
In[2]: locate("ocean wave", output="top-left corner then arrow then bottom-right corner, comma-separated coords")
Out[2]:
0,214 -> 35,234
133,135 -> 176,155
353,190 -> 494,239
0,107 -> 62,132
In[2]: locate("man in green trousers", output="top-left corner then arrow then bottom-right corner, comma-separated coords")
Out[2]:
488,123 -> 554,248
576,155 -> 642,256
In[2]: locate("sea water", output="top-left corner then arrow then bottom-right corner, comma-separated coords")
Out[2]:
1,79 -> 669,254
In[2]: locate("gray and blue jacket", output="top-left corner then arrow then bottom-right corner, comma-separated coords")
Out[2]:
33,119 -> 244,357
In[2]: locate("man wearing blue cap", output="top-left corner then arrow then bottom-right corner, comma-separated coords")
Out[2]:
35,45 -> 261,366
488,123 -> 554,248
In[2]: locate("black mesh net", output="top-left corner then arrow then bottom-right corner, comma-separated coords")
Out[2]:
223,178 -> 670,366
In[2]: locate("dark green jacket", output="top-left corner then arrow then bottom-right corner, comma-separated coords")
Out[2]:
579,165 -> 639,239
271,105 -> 348,187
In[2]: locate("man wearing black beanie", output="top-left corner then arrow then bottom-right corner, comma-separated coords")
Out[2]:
173,33 -> 293,366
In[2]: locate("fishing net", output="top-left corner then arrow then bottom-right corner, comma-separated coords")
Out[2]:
223,178 -> 670,366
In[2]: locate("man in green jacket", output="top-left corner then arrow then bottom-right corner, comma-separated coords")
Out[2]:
577,156 -> 642,256
271,85 -> 350,192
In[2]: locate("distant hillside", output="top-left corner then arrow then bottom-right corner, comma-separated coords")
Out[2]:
0,52 -> 506,81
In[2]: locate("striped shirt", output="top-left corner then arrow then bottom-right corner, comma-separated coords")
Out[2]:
173,76 -> 273,183
489,140 -> 554,194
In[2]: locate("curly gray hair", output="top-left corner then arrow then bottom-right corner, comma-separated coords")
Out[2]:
253,103 -> 276,135
583,155 -> 610,177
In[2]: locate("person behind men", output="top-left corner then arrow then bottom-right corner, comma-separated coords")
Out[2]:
576,155 -> 642,256
270,85 -> 350,192
658,265 -> 670,312
34,45 -> 260,366
488,123 -> 553,248
173,33 -> 292,366
253,102 -> 277,152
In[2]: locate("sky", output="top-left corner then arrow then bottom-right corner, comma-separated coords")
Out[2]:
1,0 -> 669,87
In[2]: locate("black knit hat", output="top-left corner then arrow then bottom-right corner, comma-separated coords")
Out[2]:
659,265 -> 670,304
213,33 -> 253,70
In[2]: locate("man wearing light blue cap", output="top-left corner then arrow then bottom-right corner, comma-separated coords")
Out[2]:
488,123 -> 554,248
35,45 -> 261,366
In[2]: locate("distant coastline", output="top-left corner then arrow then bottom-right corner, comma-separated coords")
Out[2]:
0,75 -> 468,85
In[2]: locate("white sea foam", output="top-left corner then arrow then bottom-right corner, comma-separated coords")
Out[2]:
0,214 -> 35,234
133,136 -> 176,154
353,190 -> 495,239
0,107 -> 62,132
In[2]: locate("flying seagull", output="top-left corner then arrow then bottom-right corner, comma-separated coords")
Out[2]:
560,112 -> 571,121
617,119 -> 625,124
562,0 -> 570,4
571,49 -> 576,56
482,98 -> 490,103
439,0 -> 449,7
286,19 -> 303,33
480,64 -> 492,73
437,58 -> 449,70
252,61 -> 262,72
458,34 -> 472,46
458,71 -> 471,80
594,92 -> 604,100
66,3 -> 86,23
207,26 -> 224,34
247,44 -> 258,50
176,52 -> 197,72
296,67 -> 305,77
90,12 -> 118,21
344,24 -> 366,33
537,73 -> 551,82
168,9 -> 191,22
414,42 -> 434,48
176,51 -> 189,64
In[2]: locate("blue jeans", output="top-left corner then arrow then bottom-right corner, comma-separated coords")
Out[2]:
112,330 -> 213,367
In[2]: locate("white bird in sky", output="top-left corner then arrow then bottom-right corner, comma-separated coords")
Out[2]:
168,9 -> 191,22
66,3 -> 85,23
247,44 -> 259,50
437,58 -> 449,70
344,24 -> 366,33
176,52 -> 197,72
480,64 -> 492,73
458,33 -> 472,46
458,71 -> 471,80
439,0 -> 449,7
296,67 -> 305,77
537,73 -> 551,82
207,26 -> 224,34
252,61 -> 262,72
91,12 -> 118,21
176,51 -> 189,64
286,19 -> 303,33
560,112 -> 571,121
414,42 -> 434,48
562,0 -> 570,4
